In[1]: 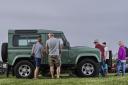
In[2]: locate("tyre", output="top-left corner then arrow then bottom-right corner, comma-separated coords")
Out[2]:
76,59 -> 99,77
1,43 -> 8,62
14,60 -> 34,78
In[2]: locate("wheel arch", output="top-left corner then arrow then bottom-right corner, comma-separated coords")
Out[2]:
12,55 -> 33,67
75,53 -> 100,65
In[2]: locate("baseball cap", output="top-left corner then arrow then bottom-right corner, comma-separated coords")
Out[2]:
94,39 -> 99,43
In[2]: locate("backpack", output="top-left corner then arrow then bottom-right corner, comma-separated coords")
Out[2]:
125,47 -> 128,57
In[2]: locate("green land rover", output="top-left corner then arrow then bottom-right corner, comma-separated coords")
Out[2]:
1,29 -> 101,78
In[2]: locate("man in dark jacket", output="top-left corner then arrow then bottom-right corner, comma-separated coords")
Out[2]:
94,39 -> 105,77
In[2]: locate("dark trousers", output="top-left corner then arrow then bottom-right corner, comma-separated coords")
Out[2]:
99,60 -> 106,76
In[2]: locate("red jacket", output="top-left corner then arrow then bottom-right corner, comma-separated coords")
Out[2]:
95,43 -> 105,59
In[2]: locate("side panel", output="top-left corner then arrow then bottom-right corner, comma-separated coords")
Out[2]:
61,49 -> 69,64
8,49 -> 31,65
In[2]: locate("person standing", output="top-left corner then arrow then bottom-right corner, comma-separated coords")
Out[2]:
116,41 -> 126,76
94,39 -> 105,76
32,35 -> 44,79
46,33 -> 63,79
102,42 -> 109,75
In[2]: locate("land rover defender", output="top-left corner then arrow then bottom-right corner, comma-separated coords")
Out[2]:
1,29 -> 101,78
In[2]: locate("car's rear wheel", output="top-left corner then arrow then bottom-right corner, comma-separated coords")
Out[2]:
1,43 -> 8,62
14,60 -> 34,78
76,59 -> 99,77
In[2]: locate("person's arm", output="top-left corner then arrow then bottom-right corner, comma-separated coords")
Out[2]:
104,47 -> 108,60
60,38 -> 63,49
118,47 -> 123,59
31,44 -> 35,54
42,47 -> 45,53
45,41 -> 49,54
104,52 -> 107,60
95,45 -> 102,59
58,39 -> 63,54
115,53 -> 118,60
41,46 -> 46,57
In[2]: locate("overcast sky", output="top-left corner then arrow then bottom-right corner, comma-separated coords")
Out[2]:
0,0 -> 128,61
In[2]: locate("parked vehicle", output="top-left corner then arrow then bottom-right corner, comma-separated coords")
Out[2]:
0,61 -> 6,74
1,29 -> 101,78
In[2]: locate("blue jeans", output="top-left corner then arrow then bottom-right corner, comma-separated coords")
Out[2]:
99,60 -> 106,76
35,58 -> 41,67
116,60 -> 126,76
104,64 -> 108,74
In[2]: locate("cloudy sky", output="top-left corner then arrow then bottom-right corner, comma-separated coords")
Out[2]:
0,0 -> 128,61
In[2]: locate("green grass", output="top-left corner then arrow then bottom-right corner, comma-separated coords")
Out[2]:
0,74 -> 128,85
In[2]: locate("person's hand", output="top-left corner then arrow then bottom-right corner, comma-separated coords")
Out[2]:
31,53 -> 34,56
126,57 -> 128,60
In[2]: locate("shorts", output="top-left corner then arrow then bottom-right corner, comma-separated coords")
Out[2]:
48,55 -> 61,67
35,58 -> 41,67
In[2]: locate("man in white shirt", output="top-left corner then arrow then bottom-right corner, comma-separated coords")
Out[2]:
102,42 -> 109,75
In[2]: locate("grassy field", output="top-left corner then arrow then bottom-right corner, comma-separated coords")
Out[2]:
0,74 -> 128,85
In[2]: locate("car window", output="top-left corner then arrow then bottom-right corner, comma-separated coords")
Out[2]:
54,33 -> 69,48
13,35 -> 39,47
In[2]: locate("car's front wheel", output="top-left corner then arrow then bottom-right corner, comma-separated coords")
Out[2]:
14,60 -> 34,78
76,59 -> 99,77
